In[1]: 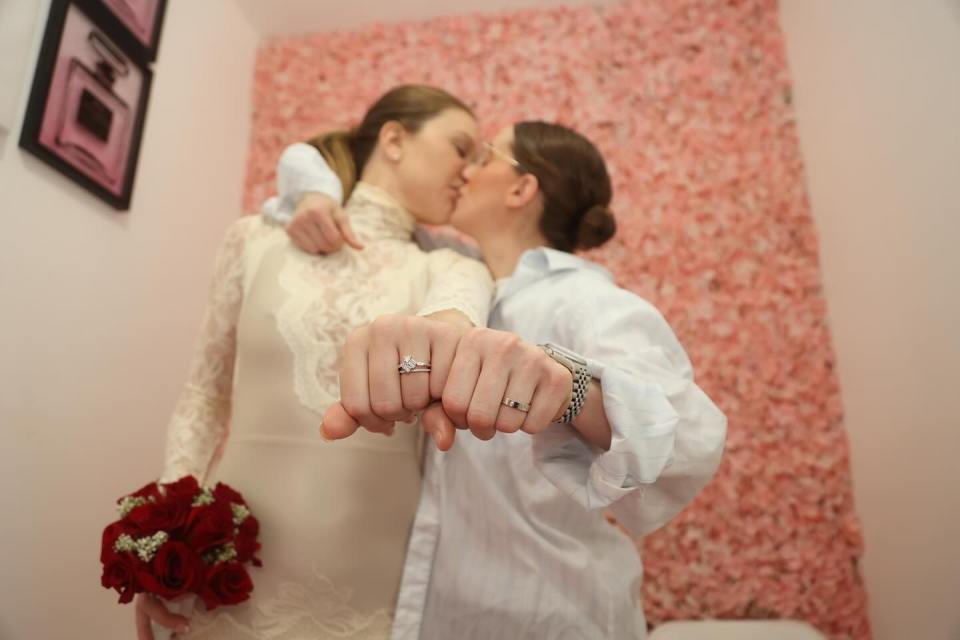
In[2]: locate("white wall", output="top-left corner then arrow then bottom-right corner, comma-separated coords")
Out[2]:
0,1 -> 260,637
779,2 -> 960,639
0,0 -> 41,136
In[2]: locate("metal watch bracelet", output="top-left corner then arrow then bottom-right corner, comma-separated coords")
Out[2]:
538,343 -> 591,424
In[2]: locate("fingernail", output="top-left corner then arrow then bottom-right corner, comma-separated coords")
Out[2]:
180,625 -> 191,634
430,429 -> 442,447
318,423 -> 332,441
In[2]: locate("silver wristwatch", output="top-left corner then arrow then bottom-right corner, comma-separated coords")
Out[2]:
539,342 -> 591,423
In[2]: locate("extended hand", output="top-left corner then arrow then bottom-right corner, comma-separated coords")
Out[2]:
321,315 -> 466,442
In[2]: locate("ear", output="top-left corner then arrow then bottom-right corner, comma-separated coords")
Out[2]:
505,173 -> 540,209
379,121 -> 405,162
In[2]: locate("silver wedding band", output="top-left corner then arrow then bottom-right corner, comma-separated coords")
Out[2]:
398,354 -> 431,374
501,397 -> 531,413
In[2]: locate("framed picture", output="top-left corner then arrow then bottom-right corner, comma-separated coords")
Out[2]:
19,0 -> 153,211
78,0 -> 167,63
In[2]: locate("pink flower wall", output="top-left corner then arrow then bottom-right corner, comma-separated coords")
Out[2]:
242,0 -> 870,637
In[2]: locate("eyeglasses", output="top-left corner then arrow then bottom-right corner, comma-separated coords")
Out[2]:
473,141 -> 523,170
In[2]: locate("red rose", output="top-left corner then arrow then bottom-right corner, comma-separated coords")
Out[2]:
235,515 -> 262,566
212,482 -> 246,506
101,520 -> 140,562
185,504 -> 234,553
127,498 -> 192,536
101,552 -> 142,604
198,562 -> 253,609
163,476 -> 200,503
138,541 -> 205,599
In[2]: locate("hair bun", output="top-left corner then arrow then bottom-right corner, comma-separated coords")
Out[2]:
576,205 -> 616,250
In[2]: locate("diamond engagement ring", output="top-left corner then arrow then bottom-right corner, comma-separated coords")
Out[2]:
501,397 -> 531,413
398,355 -> 431,374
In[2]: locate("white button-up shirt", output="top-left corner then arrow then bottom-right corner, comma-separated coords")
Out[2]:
392,248 -> 727,639
262,145 -> 727,639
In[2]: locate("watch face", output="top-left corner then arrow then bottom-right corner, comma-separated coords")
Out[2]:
544,342 -> 588,367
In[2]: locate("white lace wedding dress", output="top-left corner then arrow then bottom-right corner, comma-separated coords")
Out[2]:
158,183 -> 492,639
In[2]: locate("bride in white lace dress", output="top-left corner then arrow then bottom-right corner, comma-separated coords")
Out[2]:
137,86 -> 492,640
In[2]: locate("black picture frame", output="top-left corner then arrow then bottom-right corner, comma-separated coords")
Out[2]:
18,0 -> 153,211
77,0 -> 167,64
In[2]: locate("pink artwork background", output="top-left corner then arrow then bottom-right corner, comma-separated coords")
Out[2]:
242,0 -> 870,637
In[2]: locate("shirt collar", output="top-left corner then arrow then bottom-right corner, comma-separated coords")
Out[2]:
494,247 -> 611,304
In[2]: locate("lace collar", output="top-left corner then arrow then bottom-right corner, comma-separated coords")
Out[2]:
346,182 -> 417,242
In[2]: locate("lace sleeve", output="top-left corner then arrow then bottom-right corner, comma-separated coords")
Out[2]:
160,218 -> 251,483
417,249 -> 493,328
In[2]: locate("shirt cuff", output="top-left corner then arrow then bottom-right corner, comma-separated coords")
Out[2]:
261,196 -> 292,226
532,361 -> 679,510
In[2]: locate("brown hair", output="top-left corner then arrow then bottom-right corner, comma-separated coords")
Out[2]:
512,121 -> 616,252
305,85 -> 474,201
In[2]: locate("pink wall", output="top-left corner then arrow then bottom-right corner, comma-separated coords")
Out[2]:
243,1 -> 870,637
780,2 -> 960,639
0,1 -> 259,637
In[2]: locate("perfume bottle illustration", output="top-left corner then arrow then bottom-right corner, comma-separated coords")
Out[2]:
55,30 -> 131,187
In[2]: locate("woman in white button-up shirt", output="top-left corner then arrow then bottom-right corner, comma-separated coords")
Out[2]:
278,121 -> 727,639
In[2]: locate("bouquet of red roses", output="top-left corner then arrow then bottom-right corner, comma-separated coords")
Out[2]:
100,476 -> 261,610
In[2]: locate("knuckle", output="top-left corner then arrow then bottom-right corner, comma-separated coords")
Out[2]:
436,322 -> 459,340
463,327 -> 485,346
442,395 -> 469,419
472,426 -> 496,441
371,399 -> 403,417
522,344 -> 544,365
524,420 -> 549,435
546,362 -> 568,386
497,415 -> 523,433
466,407 -> 496,431
370,315 -> 399,334
491,334 -> 520,359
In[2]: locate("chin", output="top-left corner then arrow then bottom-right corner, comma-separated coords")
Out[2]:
428,207 -> 454,226
449,213 -> 473,235
450,202 -> 471,224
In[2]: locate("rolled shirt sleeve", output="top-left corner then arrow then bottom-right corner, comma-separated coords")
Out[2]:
532,280 -> 727,536
261,142 -> 343,225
